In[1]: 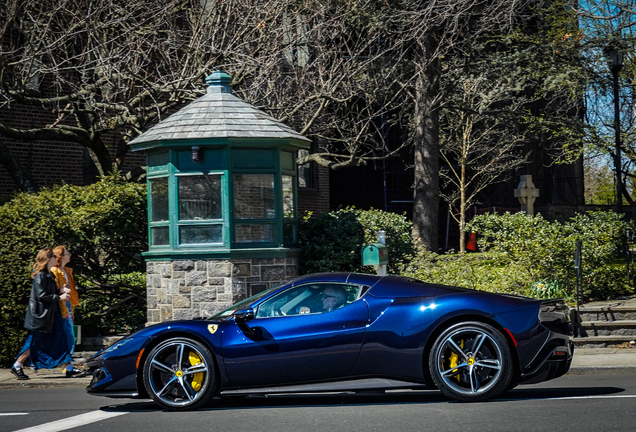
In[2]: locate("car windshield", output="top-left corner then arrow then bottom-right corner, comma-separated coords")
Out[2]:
208,285 -> 281,319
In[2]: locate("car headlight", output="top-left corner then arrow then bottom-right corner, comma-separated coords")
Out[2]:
103,338 -> 133,353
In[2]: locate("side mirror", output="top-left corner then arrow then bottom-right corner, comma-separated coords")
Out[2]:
234,308 -> 255,336
234,308 -> 255,322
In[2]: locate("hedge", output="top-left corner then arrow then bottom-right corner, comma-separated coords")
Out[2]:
298,207 -> 414,274
0,175 -> 147,367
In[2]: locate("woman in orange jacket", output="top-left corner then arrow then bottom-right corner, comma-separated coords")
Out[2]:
50,245 -> 83,376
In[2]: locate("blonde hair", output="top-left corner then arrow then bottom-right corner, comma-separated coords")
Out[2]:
32,247 -> 53,278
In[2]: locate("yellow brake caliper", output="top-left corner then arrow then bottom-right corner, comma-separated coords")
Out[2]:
188,351 -> 204,392
448,339 -> 464,382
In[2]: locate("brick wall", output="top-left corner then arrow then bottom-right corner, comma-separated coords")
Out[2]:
0,105 -> 146,197
298,164 -> 330,214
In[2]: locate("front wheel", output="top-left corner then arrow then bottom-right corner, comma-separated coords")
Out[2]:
143,337 -> 217,410
429,322 -> 513,402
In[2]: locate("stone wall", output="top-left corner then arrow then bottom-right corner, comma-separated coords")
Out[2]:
145,257 -> 298,325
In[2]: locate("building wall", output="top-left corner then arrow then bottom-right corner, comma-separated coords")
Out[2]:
298,164 -> 330,214
0,105 -> 83,194
0,101 -> 146,196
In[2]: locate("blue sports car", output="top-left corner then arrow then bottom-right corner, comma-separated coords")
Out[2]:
86,273 -> 574,410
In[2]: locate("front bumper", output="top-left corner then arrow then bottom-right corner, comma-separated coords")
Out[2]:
85,338 -> 144,398
86,361 -> 141,398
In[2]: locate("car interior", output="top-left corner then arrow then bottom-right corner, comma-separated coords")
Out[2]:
255,283 -> 366,318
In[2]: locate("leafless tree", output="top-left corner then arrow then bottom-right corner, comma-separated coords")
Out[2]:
1,1 -> 408,184
576,0 -> 636,205
383,0 -> 544,251
439,76 -> 529,252
1,0 -> 579,252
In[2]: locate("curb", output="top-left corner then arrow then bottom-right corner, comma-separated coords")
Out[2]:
2,347 -> 635,390
0,373 -> 91,390
0,379 -> 91,390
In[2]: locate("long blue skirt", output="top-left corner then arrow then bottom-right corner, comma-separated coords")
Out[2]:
62,317 -> 75,355
19,307 -> 73,370
62,299 -> 75,355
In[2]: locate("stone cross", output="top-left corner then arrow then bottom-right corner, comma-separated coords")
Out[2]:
514,175 -> 540,215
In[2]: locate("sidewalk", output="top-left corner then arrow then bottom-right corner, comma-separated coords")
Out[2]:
1,347 -> 635,390
566,346 -> 636,375
0,366 -> 92,389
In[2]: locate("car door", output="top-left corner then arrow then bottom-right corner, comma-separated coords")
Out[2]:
221,282 -> 370,387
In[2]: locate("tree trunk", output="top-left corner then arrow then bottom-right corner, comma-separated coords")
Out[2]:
412,40 -> 440,252
459,161 -> 466,253
0,140 -> 38,192
83,148 -> 100,185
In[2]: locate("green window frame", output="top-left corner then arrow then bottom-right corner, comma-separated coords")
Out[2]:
281,150 -> 299,246
148,176 -> 170,247
147,149 -> 230,250
233,173 -> 277,244
176,173 -> 226,247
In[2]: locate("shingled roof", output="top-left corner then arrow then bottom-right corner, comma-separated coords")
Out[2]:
129,72 -> 310,146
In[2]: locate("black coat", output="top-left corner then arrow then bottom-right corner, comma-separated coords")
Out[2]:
24,270 -> 60,333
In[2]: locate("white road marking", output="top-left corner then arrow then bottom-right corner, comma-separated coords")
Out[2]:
0,413 -> 29,416
544,394 -> 636,400
502,394 -> 636,402
11,410 -> 128,432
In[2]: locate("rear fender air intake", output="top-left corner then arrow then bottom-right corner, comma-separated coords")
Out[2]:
538,299 -> 572,336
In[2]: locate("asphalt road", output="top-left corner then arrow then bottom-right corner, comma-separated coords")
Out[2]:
1,374 -> 635,432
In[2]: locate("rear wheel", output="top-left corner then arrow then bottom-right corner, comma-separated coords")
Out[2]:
429,322 -> 513,402
143,337 -> 217,410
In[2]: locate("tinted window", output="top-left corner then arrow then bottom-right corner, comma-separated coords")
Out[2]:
256,283 -> 363,318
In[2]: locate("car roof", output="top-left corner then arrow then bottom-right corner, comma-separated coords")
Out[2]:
289,273 -> 468,299
368,275 -> 471,298
290,272 -> 382,286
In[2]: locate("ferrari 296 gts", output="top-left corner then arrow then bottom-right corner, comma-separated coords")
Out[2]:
86,273 -> 574,410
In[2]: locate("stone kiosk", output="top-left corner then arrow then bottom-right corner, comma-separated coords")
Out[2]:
129,72 -> 311,325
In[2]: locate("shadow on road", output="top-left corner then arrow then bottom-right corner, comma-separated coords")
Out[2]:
99,385 -> 626,413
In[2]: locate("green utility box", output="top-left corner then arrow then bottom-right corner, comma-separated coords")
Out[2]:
361,243 -> 389,266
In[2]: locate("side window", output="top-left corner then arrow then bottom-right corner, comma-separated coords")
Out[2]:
255,283 -> 363,318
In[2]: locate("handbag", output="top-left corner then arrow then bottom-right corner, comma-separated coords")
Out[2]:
28,294 -> 48,319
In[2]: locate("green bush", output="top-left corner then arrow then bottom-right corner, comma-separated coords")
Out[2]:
401,211 -> 634,302
74,271 -> 147,337
465,211 -> 634,301
299,207 -> 414,274
0,174 -> 147,366
400,250 -> 533,295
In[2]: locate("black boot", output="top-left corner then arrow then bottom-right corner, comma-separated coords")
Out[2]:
65,367 -> 86,378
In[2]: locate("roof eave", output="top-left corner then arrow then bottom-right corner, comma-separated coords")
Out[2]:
129,136 -> 310,152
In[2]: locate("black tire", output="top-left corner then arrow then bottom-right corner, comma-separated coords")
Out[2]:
428,321 -> 513,402
143,337 -> 217,410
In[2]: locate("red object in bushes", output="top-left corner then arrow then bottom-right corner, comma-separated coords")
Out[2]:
466,233 -> 477,251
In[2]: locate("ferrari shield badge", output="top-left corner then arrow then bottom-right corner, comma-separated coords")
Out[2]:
207,324 -> 218,334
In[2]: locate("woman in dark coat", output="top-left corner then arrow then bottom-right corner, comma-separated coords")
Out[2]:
11,247 -> 73,380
